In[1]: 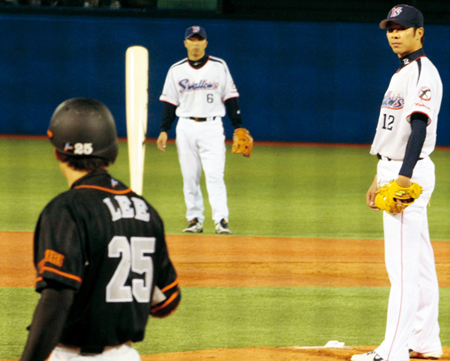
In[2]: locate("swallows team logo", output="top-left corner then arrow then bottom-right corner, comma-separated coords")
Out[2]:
381,91 -> 404,110
179,79 -> 219,93
418,86 -> 432,101
390,7 -> 403,17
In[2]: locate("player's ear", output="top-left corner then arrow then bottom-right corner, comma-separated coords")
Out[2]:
415,27 -> 424,40
184,40 -> 188,49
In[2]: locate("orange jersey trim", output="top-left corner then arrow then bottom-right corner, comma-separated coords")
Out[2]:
161,278 -> 178,293
152,290 -> 179,314
75,185 -> 132,195
37,266 -> 82,284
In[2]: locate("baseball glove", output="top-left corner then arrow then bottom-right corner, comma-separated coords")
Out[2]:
232,128 -> 253,157
375,180 -> 422,214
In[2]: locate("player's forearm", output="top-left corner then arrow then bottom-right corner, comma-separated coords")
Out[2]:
398,113 -> 428,178
20,288 -> 74,361
225,97 -> 243,128
160,102 -> 177,132
367,174 -> 379,209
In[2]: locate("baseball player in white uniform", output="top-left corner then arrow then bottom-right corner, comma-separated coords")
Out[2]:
157,25 -> 244,235
352,5 -> 443,361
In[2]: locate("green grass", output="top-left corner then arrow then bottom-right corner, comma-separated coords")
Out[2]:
1,138 -> 450,240
3,287 -> 450,359
2,138 -> 450,359
137,286 -> 392,353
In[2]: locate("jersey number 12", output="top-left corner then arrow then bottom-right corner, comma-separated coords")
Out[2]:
382,114 -> 395,131
106,236 -> 155,303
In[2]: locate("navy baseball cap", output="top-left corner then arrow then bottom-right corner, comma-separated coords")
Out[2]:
184,25 -> 207,40
379,4 -> 424,29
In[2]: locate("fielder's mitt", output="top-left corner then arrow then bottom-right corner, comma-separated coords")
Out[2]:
232,128 -> 253,157
375,180 -> 422,214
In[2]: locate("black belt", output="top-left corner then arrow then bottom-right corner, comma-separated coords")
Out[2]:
188,117 -> 219,122
80,345 -> 105,355
59,342 -> 131,356
377,154 -> 423,161
377,154 -> 391,161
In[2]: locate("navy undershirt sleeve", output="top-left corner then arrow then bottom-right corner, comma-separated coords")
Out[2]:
20,286 -> 75,361
225,97 -> 243,128
160,102 -> 177,132
399,113 -> 429,178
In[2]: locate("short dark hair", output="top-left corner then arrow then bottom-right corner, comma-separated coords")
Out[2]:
56,150 -> 111,172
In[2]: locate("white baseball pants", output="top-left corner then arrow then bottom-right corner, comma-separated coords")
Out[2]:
375,157 -> 441,361
176,117 -> 229,224
48,344 -> 141,361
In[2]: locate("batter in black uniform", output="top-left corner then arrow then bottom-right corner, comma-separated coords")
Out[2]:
20,98 -> 181,361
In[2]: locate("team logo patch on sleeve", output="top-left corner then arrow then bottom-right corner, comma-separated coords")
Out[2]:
36,249 -> 82,284
419,86 -> 432,101
38,249 -> 65,273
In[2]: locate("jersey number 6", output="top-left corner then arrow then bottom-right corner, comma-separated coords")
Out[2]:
106,236 -> 155,303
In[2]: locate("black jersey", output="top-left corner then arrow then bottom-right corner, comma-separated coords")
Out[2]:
33,170 -> 178,348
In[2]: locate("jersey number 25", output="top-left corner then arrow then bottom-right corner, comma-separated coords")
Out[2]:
106,236 -> 155,303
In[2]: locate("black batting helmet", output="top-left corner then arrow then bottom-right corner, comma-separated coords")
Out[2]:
47,98 -> 119,163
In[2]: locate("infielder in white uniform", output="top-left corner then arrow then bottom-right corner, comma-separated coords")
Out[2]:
352,5 -> 443,361
157,25 -> 244,235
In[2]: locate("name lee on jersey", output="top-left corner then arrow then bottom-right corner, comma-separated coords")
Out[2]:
103,195 -> 150,222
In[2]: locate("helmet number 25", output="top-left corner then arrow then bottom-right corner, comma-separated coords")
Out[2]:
106,236 -> 155,303
74,142 -> 94,155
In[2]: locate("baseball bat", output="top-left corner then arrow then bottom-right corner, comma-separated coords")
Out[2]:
126,45 -> 149,196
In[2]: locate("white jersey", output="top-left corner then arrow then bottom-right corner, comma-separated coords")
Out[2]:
160,56 -> 239,118
370,51 -> 442,160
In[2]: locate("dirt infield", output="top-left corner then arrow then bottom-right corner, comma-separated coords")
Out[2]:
140,346 -> 450,361
3,232 -> 450,360
4,232 -> 450,288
